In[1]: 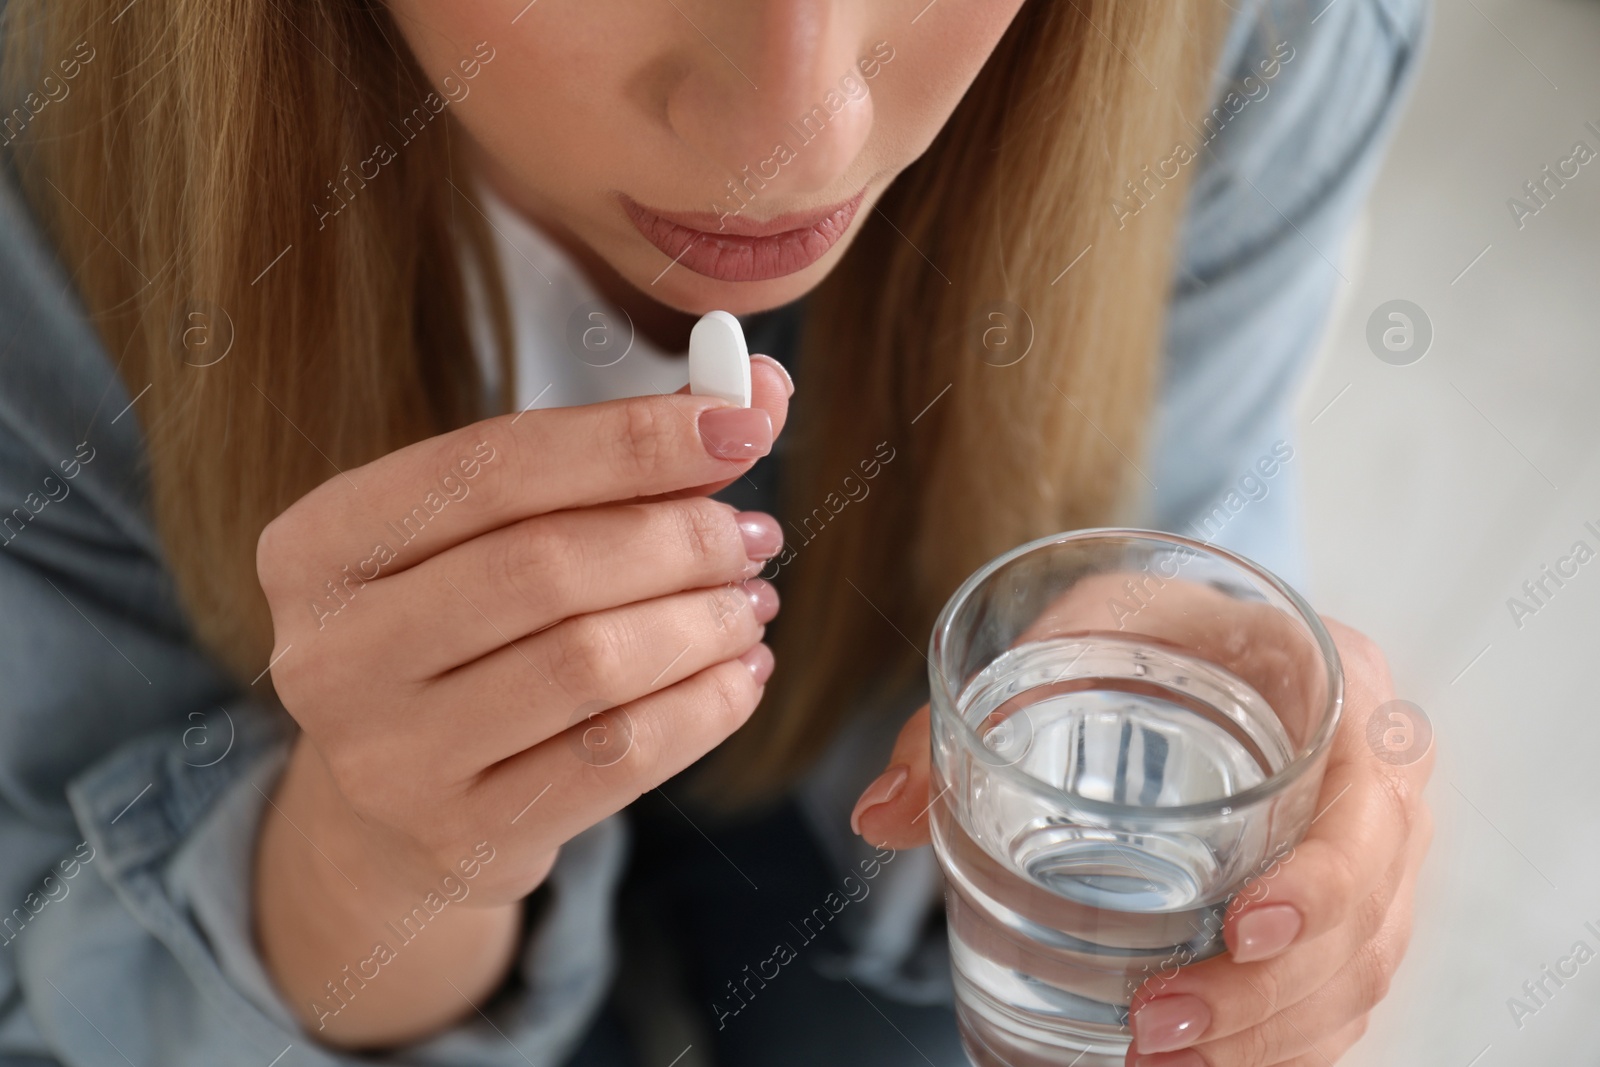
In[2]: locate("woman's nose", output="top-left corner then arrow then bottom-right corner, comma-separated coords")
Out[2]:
665,0 -> 875,200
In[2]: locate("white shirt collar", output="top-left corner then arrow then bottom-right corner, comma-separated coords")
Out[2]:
471,176 -> 691,414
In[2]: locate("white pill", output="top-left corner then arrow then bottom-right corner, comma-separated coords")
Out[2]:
688,310 -> 751,408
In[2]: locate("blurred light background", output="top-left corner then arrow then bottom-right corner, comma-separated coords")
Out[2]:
1296,0 -> 1600,1061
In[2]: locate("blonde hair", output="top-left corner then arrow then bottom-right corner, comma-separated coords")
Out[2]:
3,0 -> 1225,807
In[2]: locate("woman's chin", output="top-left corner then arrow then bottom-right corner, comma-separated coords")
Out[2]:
616,242 -> 852,318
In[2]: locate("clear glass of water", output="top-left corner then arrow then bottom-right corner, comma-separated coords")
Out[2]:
928,529 -> 1343,1067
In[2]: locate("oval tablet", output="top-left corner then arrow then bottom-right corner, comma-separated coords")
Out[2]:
688,310 -> 751,408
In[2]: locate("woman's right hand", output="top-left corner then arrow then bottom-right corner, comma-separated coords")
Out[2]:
251,358 -> 792,1045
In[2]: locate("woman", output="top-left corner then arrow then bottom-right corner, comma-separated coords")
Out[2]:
0,0 -> 1432,1065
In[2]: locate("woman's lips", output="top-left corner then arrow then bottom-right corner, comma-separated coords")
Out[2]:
620,191 -> 865,283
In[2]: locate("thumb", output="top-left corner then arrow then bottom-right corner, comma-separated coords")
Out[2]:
851,704 -> 935,850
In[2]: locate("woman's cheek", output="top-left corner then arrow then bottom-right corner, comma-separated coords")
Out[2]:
862,0 -> 1027,163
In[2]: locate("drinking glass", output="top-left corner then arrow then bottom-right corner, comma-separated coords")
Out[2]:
928,529 -> 1343,1066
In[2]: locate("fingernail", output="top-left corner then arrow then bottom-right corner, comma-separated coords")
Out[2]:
738,642 -> 774,685
742,578 -> 780,624
700,407 -> 773,461
735,511 -> 783,561
1232,904 -> 1303,963
1133,1051 -> 1205,1067
1131,995 -> 1210,1054
850,764 -> 909,835
751,353 -> 795,397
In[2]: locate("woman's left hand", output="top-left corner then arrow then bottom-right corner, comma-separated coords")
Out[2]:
851,616 -> 1434,1067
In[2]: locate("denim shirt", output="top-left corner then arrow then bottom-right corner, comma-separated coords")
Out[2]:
0,0 -> 1425,1063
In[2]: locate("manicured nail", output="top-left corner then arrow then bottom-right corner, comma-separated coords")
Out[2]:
700,407 -> 773,461
742,578 -> 779,624
1232,904 -> 1303,963
1133,1051 -> 1205,1067
751,353 -> 795,397
735,510 -> 783,560
1131,995 -> 1210,1054
738,642 -> 774,684
850,764 -> 909,835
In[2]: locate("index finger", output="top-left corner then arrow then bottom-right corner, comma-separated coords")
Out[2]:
260,366 -> 789,586
652,352 -> 794,501
1219,618 -> 1434,963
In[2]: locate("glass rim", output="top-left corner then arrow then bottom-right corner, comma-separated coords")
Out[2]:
928,527 -> 1345,821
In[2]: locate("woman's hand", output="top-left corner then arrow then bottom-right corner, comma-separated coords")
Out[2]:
853,616 -> 1434,1067
252,358 -> 793,1046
